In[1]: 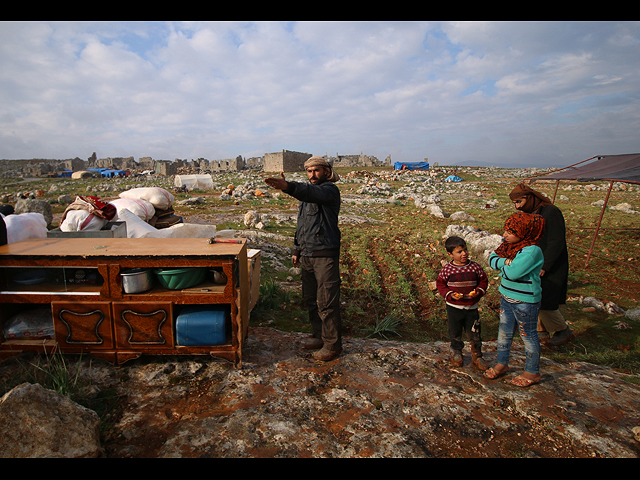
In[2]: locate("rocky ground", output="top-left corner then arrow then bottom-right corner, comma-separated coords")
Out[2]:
46,327 -> 636,458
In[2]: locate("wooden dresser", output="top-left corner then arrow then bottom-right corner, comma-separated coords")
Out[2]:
0,237 -> 254,367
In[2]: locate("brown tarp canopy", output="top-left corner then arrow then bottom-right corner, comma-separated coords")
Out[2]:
535,153 -> 640,184
532,153 -> 640,266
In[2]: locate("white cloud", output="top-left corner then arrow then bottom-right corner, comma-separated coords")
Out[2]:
0,21 -> 639,167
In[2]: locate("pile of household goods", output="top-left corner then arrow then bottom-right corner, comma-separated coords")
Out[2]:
59,187 -> 216,239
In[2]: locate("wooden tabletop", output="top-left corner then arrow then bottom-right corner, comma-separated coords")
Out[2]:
0,237 -> 247,258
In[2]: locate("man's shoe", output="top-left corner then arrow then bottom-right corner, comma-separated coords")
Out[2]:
303,338 -> 324,350
547,327 -> 575,346
538,331 -> 550,344
451,351 -> 464,367
313,347 -> 342,361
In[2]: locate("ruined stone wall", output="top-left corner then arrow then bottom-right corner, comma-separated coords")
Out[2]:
264,150 -> 312,172
138,157 -> 155,169
1,149 -> 388,177
156,160 -> 178,175
246,157 -> 263,168
208,155 -> 244,173
65,158 -> 86,171
263,152 -> 281,172
331,153 -> 381,168
93,156 -> 135,169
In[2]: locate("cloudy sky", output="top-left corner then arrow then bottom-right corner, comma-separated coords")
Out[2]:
1,21 -> 639,168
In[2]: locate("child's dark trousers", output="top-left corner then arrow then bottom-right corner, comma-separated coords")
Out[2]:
447,305 -> 483,356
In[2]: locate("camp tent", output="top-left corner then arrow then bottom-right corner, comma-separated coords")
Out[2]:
71,170 -> 97,179
532,153 -> 640,266
98,169 -> 127,177
534,153 -> 640,185
394,162 -> 429,170
174,174 -> 214,191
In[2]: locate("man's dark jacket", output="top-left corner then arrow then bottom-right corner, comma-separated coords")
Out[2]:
284,180 -> 341,257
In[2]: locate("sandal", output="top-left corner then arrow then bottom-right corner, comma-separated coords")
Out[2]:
510,374 -> 541,388
483,365 -> 509,379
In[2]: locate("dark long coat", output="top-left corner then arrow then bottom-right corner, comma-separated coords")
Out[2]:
536,204 -> 569,310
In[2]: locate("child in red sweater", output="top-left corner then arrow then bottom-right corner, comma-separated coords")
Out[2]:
436,236 -> 489,369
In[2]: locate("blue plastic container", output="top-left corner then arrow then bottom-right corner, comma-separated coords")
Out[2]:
176,305 -> 228,346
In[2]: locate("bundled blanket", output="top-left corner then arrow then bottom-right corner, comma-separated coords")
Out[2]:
60,195 -> 117,232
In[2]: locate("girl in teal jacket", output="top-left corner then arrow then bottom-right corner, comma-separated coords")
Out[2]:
486,211 -> 545,388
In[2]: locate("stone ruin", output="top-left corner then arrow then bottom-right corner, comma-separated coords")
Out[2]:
262,150 -> 389,173
0,149 -> 389,178
330,152 -> 388,168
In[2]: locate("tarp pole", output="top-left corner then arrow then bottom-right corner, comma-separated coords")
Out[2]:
551,180 -> 560,203
585,179 -> 614,267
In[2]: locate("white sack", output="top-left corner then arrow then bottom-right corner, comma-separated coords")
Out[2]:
4,213 -> 48,244
118,208 -> 158,238
142,223 -> 216,239
109,198 -> 155,221
60,209 -> 107,232
119,187 -> 174,210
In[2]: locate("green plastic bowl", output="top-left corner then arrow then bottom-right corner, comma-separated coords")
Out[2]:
153,267 -> 208,290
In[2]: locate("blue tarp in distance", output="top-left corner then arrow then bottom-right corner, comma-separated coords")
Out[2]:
445,175 -> 463,182
394,162 -> 429,170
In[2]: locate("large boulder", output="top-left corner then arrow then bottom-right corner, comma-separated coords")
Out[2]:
0,383 -> 103,458
14,198 -> 53,228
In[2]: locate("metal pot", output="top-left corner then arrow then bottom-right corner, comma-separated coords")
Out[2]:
210,268 -> 227,285
121,268 -> 154,293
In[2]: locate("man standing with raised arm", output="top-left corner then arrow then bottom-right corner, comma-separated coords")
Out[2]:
264,156 -> 343,361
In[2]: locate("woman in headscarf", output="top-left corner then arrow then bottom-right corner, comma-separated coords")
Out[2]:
486,211 -> 545,387
509,183 -> 574,346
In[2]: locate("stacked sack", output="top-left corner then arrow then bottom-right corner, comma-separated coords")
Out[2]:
112,187 -> 174,238
59,188 -> 175,237
60,187 -> 216,239
114,187 -> 215,238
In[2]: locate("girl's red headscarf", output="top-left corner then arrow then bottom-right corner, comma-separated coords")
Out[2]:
494,210 -> 545,260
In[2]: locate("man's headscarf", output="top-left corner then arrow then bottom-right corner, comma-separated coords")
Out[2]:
509,183 -> 552,213
304,156 -> 340,182
494,210 -> 545,260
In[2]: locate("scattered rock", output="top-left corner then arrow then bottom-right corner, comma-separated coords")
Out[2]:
57,194 -> 74,205
176,197 -> 204,206
579,296 -> 625,315
245,210 -> 270,229
610,202 -> 639,214
613,321 -> 632,330
443,224 -> 504,262
625,307 -> 640,321
449,211 -> 475,222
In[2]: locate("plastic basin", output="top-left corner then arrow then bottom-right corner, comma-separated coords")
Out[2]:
153,267 -> 207,290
